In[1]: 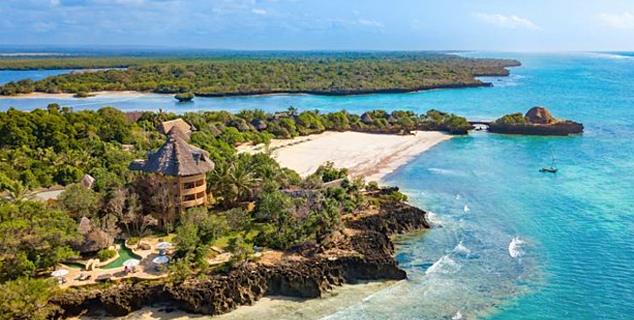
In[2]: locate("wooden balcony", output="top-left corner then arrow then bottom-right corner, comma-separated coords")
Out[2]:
180,197 -> 206,208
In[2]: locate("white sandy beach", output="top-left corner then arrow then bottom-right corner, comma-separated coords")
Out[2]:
0,91 -> 149,99
239,131 -> 452,182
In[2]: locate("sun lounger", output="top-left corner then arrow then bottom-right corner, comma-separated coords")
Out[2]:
76,274 -> 92,281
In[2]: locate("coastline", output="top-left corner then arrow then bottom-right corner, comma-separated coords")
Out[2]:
50,195 -> 431,319
71,281 -> 398,320
0,83 -> 494,100
67,131 -> 447,320
238,131 -> 452,183
0,90 -> 148,99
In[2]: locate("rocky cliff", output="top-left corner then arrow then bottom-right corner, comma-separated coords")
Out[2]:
49,200 -> 430,319
488,106 -> 584,136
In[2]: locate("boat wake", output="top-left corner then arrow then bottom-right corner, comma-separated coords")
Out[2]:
427,167 -> 463,176
428,167 -> 451,175
509,237 -> 526,258
585,52 -> 634,61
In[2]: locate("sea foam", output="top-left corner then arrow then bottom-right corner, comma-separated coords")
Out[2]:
425,255 -> 461,275
509,237 -> 526,258
427,211 -> 442,225
453,241 -> 471,255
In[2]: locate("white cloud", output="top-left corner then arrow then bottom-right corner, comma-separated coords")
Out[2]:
410,19 -> 424,30
31,22 -> 56,32
599,12 -> 634,29
252,8 -> 267,15
95,0 -> 145,4
357,19 -> 383,28
472,13 -> 540,30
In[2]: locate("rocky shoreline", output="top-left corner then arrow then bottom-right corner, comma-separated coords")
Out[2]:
49,198 -> 431,319
487,106 -> 584,136
488,121 -> 584,136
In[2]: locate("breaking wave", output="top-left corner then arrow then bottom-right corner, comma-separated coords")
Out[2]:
453,241 -> 471,255
509,237 -> 526,258
425,255 -> 461,275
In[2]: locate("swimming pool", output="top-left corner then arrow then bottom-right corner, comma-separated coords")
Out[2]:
102,243 -> 143,269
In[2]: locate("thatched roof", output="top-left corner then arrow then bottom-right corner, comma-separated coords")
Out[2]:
268,112 -> 290,121
230,118 -> 251,131
251,118 -> 268,130
79,174 -> 95,189
74,217 -> 114,253
360,112 -> 373,124
525,106 -> 555,124
157,119 -> 196,139
129,127 -> 214,176
209,124 -> 222,137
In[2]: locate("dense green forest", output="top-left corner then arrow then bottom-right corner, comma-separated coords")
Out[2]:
0,53 -> 519,96
0,106 -> 470,191
0,105 -> 428,319
0,57 -> 153,71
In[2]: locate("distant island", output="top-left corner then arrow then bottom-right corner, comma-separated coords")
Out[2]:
488,106 -> 584,136
0,52 -> 520,97
175,92 -> 195,102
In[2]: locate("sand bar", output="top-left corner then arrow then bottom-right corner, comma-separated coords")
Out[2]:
238,131 -> 452,182
0,91 -> 150,99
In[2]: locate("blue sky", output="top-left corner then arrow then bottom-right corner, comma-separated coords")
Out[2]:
2,0 -> 634,51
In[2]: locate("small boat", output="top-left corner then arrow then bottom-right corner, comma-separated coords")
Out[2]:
540,153 -> 558,173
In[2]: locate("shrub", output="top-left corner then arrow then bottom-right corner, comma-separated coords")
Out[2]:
97,249 -> 117,262
495,113 -> 528,125
0,277 -> 59,320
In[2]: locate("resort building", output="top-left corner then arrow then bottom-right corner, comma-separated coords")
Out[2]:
129,120 -> 214,225
157,118 -> 196,139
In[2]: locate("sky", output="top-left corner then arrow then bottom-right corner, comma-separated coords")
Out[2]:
2,0 -> 634,51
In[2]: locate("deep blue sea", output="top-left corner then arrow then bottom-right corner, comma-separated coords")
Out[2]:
2,52 -> 634,319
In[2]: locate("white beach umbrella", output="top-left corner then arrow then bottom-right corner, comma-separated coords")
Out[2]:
51,269 -> 69,277
123,259 -> 140,268
156,242 -> 172,248
152,256 -> 169,264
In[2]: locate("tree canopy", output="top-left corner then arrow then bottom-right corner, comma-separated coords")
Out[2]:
0,53 -> 519,96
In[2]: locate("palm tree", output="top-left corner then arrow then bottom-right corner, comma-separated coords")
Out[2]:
287,106 -> 298,117
3,181 -> 35,203
208,161 -> 260,207
61,148 -> 94,171
229,161 -> 261,202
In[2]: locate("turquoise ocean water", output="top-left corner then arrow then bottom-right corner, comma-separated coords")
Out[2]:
0,69 -> 73,86
2,52 -> 634,319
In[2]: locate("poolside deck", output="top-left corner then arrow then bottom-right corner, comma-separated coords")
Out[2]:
60,237 -> 171,288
